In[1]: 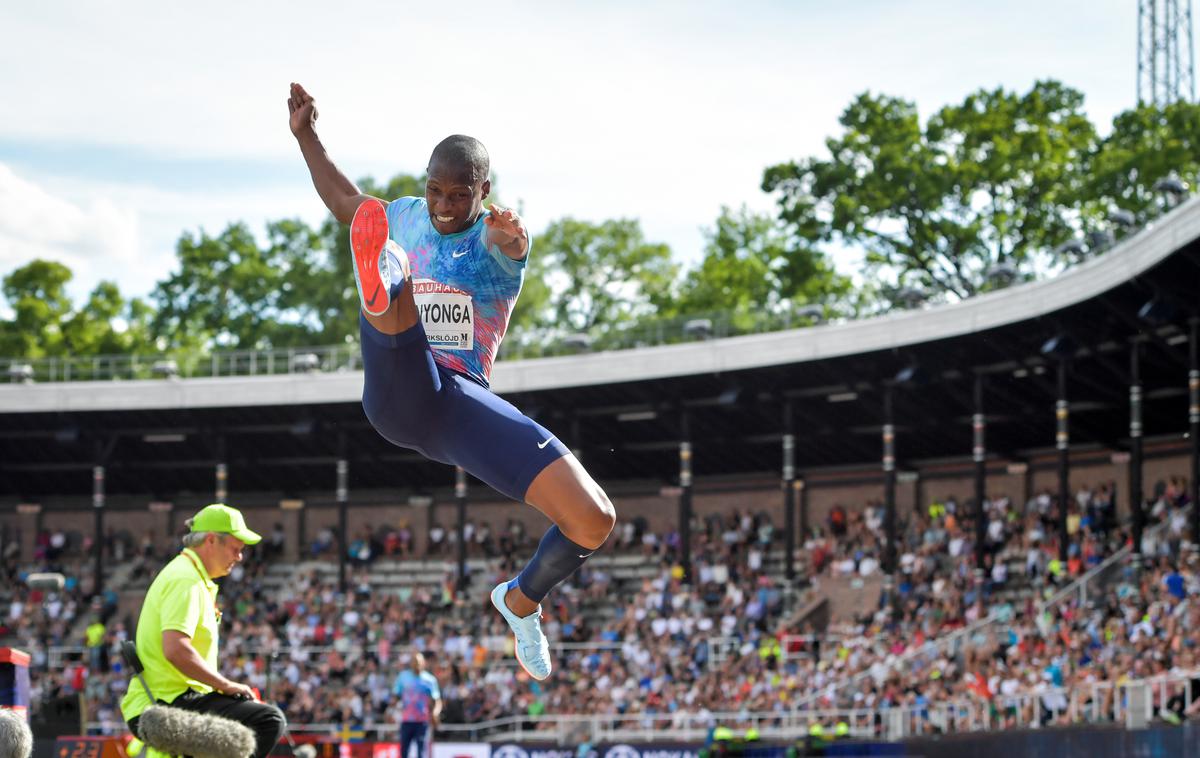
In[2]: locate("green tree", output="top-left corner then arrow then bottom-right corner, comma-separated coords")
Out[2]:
1084,100 -> 1200,221
269,217 -> 345,346
0,261 -> 155,359
536,218 -> 677,334
674,205 -> 851,320
61,281 -> 156,356
0,259 -> 74,357
762,80 -> 1098,303
151,223 -> 287,349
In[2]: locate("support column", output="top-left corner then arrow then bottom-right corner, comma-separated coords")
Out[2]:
417,496 -> 435,556
1056,361 -> 1070,564
678,411 -> 693,585
455,466 -> 468,594
17,503 -> 40,563
783,402 -> 796,582
571,416 -> 583,462
973,374 -> 987,576
1016,461 -> 1033,508
1190,318 -> 1199,548
1130,340 -> 1145,564
215,435 -> 227,504
336,457 -> 349,593
798,479 -> 809,548
278,500 -> 303,561
93,460 -> 105,597
148,501 -> 172,548
883,386 -> 898,592
297,492 -> 308,557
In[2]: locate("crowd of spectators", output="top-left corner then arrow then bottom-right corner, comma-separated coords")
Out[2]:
3,474 -> 1197,739
761,476 -> 1199,733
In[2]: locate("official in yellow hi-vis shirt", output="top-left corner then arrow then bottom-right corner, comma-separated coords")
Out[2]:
121,504 -> 284,758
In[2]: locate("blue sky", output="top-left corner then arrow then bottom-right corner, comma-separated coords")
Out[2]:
0,0 -> 1140,307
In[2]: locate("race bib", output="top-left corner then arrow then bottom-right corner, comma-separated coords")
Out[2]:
412,279 -> 474,351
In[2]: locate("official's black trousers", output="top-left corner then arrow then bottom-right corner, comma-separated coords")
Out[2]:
128,691 -> 286,758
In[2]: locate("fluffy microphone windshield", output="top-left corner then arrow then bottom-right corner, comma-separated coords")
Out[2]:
138,706 -> 257,758
25,573 -> 65,591
0,709 -> 33,758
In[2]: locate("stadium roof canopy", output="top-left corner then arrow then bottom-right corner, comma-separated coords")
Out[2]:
1,200 -> 1198,501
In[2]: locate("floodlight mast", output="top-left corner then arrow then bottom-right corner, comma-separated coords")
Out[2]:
1138,0 -> 1196,107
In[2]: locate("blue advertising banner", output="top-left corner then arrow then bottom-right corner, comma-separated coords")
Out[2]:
907,723 -> 1200,758
489,744 -> 701,758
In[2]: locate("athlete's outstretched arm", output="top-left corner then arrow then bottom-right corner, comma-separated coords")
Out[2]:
484,203 -> 530,261
289,82 -> 380,225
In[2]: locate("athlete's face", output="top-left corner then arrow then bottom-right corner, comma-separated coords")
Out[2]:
426,160 -> 489,235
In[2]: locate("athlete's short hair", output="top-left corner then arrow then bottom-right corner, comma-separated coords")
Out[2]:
429,135 -> 490,184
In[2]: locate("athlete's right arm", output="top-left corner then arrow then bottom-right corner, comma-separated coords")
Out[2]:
162,630 -> 255,699
288,82 -> 381,226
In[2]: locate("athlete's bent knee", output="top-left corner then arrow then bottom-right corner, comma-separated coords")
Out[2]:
575,488 -> 616,548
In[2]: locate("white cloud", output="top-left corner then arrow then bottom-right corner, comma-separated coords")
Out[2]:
0,163 -> 140,292
0,162 -> 329,306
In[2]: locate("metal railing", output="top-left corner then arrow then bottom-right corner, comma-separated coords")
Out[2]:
84,702 -> 981,742
0,344 -> 362,384
498,308 -> 827,361
980,670 -> 1200,730
337,672 -> 1184,738
49,640 -> 625,673
1038,517 -> 1172,616
80,672 -> 1200,741
0,309 -> 828,385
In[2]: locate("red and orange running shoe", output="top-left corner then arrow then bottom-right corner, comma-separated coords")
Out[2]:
350,198 -> 393,316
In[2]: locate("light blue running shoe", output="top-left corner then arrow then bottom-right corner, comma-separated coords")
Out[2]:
490,580 -> 552,680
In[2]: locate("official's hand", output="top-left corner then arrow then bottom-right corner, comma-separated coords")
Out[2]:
220,681 -> 257,700
483,203 -> 527,250
288,82 -> 319,137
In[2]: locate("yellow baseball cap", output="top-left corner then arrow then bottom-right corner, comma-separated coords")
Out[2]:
190,504 -> 262,545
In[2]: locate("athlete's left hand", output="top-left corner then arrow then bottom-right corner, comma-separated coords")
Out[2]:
484,203 -> 529,258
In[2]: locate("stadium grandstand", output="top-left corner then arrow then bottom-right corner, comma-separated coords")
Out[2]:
2,193 -> 1200,756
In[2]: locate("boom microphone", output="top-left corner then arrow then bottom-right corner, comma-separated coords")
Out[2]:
0,708 -> 34,758
137,705 -> 257,758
